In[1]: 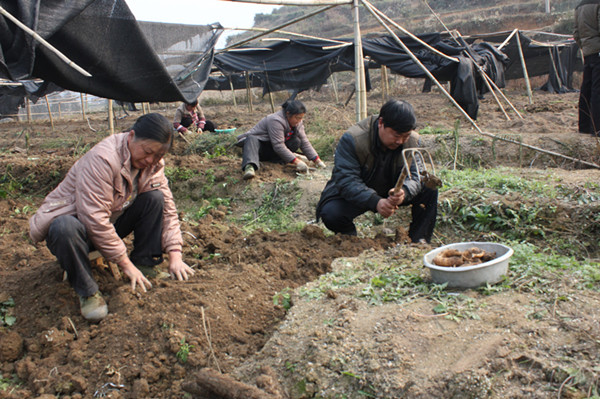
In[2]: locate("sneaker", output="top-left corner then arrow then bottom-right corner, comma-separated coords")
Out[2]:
243,165 -> 255,180
79,292 -> 108,322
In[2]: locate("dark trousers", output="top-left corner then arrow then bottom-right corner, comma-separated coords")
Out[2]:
241,135 -> 300,170
318,187 -> 438,243
578,53 -> 600,135
46,190 -> 164,297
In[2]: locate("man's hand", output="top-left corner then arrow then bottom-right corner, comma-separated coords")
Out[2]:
168,250 -> 195,281
376,189 -> 406,218
388,187 -> 405,207
376,198 -> 399,218
118,255 -> 152,293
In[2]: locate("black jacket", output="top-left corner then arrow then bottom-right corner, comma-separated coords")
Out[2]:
316,115 -> 422,218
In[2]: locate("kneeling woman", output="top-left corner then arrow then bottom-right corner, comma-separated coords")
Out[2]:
236,100 -> 326,180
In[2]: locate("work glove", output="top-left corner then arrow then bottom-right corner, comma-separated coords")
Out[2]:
313,157 -> 326,169
294,159 -> 309,173
198,118 -> 206,130
176,125 -> 188,133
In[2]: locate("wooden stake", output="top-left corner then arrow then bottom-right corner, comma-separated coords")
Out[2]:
245,71 -> 253,112
26,98 -> 31,124
108,99 -> 115,135
228,76 -> 237,106
45,95 -> 54,131
516,30 -> 534,105
330,73 -> 340,103
80,93 -> 87,121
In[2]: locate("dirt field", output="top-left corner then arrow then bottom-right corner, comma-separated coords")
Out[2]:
0,84 -> 599,399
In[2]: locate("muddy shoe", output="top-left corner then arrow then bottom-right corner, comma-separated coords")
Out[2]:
79,292 -> 108,323
243,165 -> 255,180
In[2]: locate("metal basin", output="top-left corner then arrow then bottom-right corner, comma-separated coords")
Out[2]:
423,242 -> 514,288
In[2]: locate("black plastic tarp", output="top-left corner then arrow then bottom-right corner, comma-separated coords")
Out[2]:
211,39 -> 356,94
0,0 -> 222,103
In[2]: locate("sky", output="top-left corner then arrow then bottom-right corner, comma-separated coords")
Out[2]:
124,0 -> 279,49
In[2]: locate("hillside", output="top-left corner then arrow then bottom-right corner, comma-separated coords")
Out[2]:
227,0 -> 578,46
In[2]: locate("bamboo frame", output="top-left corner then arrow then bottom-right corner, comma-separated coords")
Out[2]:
0,6 -> 91,78
219,5 -> 337,53
226,26 -> 348,45
420,1 -> 522,120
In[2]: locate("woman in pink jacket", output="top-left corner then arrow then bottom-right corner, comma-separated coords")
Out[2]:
29,113 -> 194,322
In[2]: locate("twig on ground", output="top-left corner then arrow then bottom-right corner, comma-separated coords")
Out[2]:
201,306 -> 221,373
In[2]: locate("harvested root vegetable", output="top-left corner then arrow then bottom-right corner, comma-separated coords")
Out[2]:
432,247 -> 496,267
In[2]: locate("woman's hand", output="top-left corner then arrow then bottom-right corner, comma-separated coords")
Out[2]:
118,255 -> 152,293
168,250 -> 195,281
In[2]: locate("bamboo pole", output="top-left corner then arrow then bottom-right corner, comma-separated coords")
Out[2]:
45,95 -> 54,130
353,0 -> 367,121
108,99 -> 115,135
26,98 -> 31,124
498,29 -> 518,51
0,6 -> 91,78
245,71 -> 253,112
330,73 -> 340,103
219,5 -> 337,53
80,93 -> 87,121
381,65 -> 389,101
228,76 -> 237,106
227,26 -> 348,45
516,30 -> 534,104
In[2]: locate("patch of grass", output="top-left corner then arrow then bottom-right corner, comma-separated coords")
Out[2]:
238,179 -> 303,232
185,132 -> 237,157
164,166 -> 201,182
183,197 -> 231,222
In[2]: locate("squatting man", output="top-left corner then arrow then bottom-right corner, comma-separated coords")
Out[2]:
316,99 -> 438,243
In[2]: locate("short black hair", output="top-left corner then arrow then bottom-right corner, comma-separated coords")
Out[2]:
185,100 -> 199,107
131,113 -> 173,147
281,100 -> 306,115
379,99 -> 416,134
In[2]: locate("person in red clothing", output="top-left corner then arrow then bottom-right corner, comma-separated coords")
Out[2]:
173,99 -> 216,133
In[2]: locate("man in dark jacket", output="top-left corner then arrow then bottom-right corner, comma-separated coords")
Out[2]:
574,0 -> 600,135
316,99 -> 438,243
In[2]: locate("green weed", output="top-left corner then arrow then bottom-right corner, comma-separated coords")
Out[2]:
0,373 -> 22,392
1,297 -> 16,327
176,338 -> 194,363
165,166 -> 200,182
273,287 -> 293,310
